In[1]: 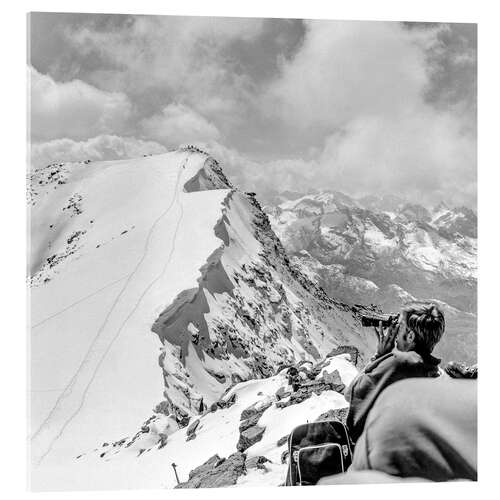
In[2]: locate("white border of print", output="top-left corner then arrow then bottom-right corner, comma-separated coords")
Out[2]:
1,1 -> 497,499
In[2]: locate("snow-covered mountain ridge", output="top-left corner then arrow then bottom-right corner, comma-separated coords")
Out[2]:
29,148 -> 373,490
154,175 -> 377,424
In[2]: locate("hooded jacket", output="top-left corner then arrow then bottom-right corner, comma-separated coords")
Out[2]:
346,349 -> 441,445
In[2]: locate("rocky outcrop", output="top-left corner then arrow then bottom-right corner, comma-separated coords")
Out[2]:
186,419 -> 200,441
182,147 -> 234,192
237,425 -> 266,452
321,369 -> 346,392
239,413 -> 262,433
240,399 -> 272,421
246,455 -> 270,471
275,386 -> 291,400
444,361 -> 478,379
327,346 -> 360,366
175,452 -> 246,489
175,452 -> 272,488
236,400 -> 273,452
275,375 -> 345,410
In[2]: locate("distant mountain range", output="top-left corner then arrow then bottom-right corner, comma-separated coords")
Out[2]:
265,191 -> 477,364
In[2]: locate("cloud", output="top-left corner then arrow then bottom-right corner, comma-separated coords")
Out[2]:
200,106 -> 476,208
30,135 -> 167,169
29,67 -> 132,141
140,104 -> 220,146
28,17 -> 476,208
317,111 -> 476,207
64,16 -> 264,120
194,141 -> 320,199
260,21 -> 477,207
265,21 -> 432,129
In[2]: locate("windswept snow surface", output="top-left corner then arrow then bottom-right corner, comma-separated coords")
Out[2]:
29,151 -> 230,489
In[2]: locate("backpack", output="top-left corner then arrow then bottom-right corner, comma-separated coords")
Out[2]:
285,420 -> 353,486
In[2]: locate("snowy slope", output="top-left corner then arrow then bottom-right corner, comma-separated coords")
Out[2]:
29,150 -> 230,487
29,149 -> 371,490
38,354 -> 358,491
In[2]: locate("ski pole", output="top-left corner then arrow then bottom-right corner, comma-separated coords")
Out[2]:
171,462 -> 180,485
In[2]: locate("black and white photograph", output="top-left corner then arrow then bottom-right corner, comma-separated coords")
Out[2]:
26,7 -> 479,492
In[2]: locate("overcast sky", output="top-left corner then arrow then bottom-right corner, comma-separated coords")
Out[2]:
29,13 -> 476,208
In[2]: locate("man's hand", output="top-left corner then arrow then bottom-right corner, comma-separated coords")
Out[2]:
372,319 -> 399,359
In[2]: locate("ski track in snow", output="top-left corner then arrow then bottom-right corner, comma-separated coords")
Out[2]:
32,157 -> 188,465
31,275 -> 129,330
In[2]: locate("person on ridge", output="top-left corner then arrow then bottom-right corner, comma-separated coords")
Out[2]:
346,302 -> 445,445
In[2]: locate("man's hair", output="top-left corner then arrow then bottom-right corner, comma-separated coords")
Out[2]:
403,303 -> 445,354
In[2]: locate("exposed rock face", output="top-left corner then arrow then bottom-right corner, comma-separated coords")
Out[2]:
220,392 -> 237,409
186,419 -> 200,441
239,413 -> 262,433
182,149 -> 234,193
240,399 -> 273,421
175,452 -> 271,488
328,346 -> 360,366
152,171 -> 375,421
322,369 -> 345,392
175,452 -> 246,489
444,361 -> 478,379
432,205 -> 477,239
237,425 -> 266,452
246,455 -> 270,471
275,373 -> 346,410
275,386 -> 290,400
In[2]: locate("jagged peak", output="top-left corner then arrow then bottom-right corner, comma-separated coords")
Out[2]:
183,155 -> 234,192
433,200 -> 450,212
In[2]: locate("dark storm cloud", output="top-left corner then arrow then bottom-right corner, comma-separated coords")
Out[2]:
425,25 -> 477,118
29,13 -> 134,80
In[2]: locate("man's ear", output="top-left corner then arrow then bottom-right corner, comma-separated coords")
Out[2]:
407,330 -> 416,345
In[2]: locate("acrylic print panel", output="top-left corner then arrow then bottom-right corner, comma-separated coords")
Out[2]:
28,12 -> 477,491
